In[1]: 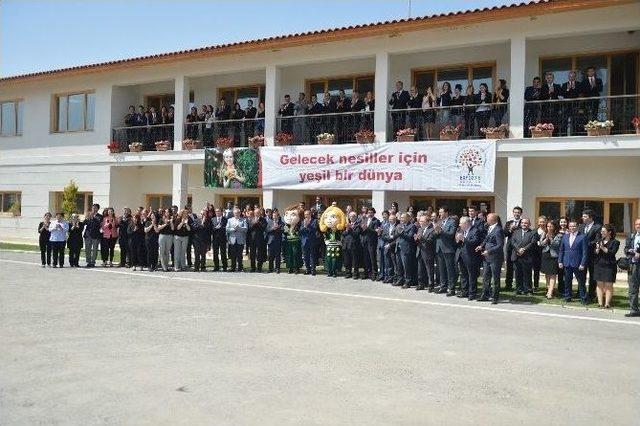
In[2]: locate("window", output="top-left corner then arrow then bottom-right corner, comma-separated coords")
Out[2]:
52,192 -> 93,215
0,192 -> 21,216
53,91 -> 95,132
218,86 -> 265,109
306,74 -> 374,102
146,194 -> 193,211
413,63 -> 496,93
0,100 -> 24,136
305,195 -> 371,212
409,197 -> 494,216
536,198 -> 638,235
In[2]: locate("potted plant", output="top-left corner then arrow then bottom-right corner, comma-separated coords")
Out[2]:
155,140 -> 171,151
396,128 -> 416,142
529,123 -> 554,138
182,139 -> 203,150
316,133 -> 335,145
128,142 -> 143,152
9,201 -> 21,217
633,117 -> 640,135
107,141 -> 121,154
248,134 -> 265,149
585,120 -> 614,136
275,132 -> 293,146
480,124 -> 509,140
355,128 -> 375,144
439,124 -> 462,141
214,137 -> 233,149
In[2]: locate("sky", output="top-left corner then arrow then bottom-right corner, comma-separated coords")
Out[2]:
1,0 -> 522,77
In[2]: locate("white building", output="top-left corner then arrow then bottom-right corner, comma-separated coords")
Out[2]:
1,0 -> 639,242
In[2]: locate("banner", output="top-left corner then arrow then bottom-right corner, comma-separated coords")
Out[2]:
260,141 -> 495,192
204,147 -> 260,189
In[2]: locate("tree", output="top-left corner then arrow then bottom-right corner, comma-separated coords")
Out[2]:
61,180 -> 79,218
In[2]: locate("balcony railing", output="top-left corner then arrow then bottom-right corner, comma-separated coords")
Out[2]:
386,102 -> 509,142
111,123 -> 174,152
524,94 -> 639,137
185,118 -> 263,148
276,111 -> 374,145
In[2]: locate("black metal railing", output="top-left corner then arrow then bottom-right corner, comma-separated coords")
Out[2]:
276,111 -> 374,145
185,118 -> 263,148
523,94 -> 639,137
111,123 -> 175,152
386,102 -> 509,142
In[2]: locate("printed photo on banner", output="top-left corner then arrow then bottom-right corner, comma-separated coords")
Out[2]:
204,147 -> 260,189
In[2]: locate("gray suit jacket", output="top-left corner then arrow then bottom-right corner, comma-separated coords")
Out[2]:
226,217 -> 248,245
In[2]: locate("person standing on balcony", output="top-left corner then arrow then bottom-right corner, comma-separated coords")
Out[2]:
201,105 -> 214,147
581,66 -> 603,121
389,80 -> 410,137
350,90 -> 366,140
492,79 -> 509,126
541,73 -> 561,135
256,101 -> 266,135
450,84 -> 465,135
437,81 -> 452,127
474,83 -> 492,134
334,89 -> 351,144
422,86 -> 437,140
524,76 -> 543,137
363,91 -> 375,130
216,97 -> 231,139
407,86 -> 423,139
308,94 -> 323,143
230,102 -> 245,146
321,91 -> 335,138
186,106 -> 199,140
561,71 -> 581,135
278,94 -> 295,135
244,100 -> 257,142
293,93 -> 308,145
124,105 -> 136,145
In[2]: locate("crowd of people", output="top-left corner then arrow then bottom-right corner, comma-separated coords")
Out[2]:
36,198 -> 640,318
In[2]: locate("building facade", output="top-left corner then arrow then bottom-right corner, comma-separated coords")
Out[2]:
1,0 -> 639,242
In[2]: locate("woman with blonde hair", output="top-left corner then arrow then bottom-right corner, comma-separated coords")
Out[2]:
319,205 -> 347,278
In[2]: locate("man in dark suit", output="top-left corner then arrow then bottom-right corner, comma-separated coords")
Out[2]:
342,212 -> 362,279
561,70 -> 582,135
395,213 -> 418,289
478,213 -> 505,304
578,209 -> 602,303
509,218 -> 540,295
244,99 -> 257,141
457,216 -> 487,300
376,210 -> 390,281
504,206 -> 523,291
416,213 -> 437,291
559,220 -> 589,304
380,213 -> 399,284
581,66 -> 603,121
388,80 -> 410,136
541,72 -> 562,135
279,94 -> 295,133
360,207 -> 381,281
624,218 -> 640,317
299,210 -> 318,275
524,77 -> 543,136
434,206 -> 458,296
211,208 -> 228,271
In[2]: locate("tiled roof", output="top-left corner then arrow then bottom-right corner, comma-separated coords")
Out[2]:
0,0 -> 627,84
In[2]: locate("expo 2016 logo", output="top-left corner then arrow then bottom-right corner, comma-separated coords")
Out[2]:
455,146 -> 486,187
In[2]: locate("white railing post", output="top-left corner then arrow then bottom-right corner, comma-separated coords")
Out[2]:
374,51 -> 390,144
174,75 -> 190,150
509,35 -> 526,139
264,64 -> 281,146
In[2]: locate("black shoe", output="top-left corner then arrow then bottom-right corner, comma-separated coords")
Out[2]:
353,275 -> 360,280
392,281 -> 402,287
446,291 -> 456,297
288,269 -> 294,274
416,285 -> 424,291
515,290 -> 523,295
304,271 -> 310,275
457,292 -> 468,298
229,268 -> 236,272
401,283 -> 410,289
477,296 -> 490,302
345,274 -> 352,279
427,286 -> 434,293
371,276 -> 377,282
491,298 -> 499,305
624,312 -> 640,317
468,295 -> 477,301
311,271 -> 316,276
276,269 -> 280,274
436,287 -> 448,294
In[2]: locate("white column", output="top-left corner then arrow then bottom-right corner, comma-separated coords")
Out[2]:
172,163 -> 188,208
174,75 -> 190,150
374,51 -> 390,144
509,35 -> 526,139
264,64 -> 281,146
506,156 -> 524,219
372,190 -> 387,215
262,189 -> 278,209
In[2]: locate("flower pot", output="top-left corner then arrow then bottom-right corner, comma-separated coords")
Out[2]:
356,135 -> 375,144
184,140 -> 204,150
317,136 -> 334,145
275,139 -> 292,146
248,138 -> 264,149
440,133 -> 460,141
155,141 -> 171,151
128,144 -> 142,152
531,129 -> 553,138
396,134 -> 415,142
108,147 -> 121,154
484,130 -> 507,140
635,126 -> 640,135
587,127 -> 611,137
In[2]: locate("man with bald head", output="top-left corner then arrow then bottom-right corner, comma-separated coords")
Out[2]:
508,217 -> 539,295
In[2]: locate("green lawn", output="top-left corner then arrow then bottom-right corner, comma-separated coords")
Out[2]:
1,242 -> 630,310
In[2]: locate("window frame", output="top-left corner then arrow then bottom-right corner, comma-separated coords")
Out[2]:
0,99 -> 24,137
51,90 -> 95,133
535,196 -> 638,236
538,49 -> 640,96
145,194 -> 193,210
408,196 -> 495,213
0,191 -> 22,216
217,85 -> 266,107
305,73 -> 375,100
220,195 -> 263,208
411,62 -> 497,93
52,191 -> 93,215
304,194 -> 372,211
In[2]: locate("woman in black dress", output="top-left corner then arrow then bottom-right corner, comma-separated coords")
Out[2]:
421,87 -> 436,140
128,211 -> 146,271
539,220 -> 562,299
38,212 -> 52,267
67,213 -> 85,267
593,224 -> 620,309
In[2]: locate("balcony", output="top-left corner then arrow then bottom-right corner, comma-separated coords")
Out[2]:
111,123 -> 174,152
185,118 -> 263,148
524,94 -> 639,138
386,102 -> 509,142
275,111 -> 374,145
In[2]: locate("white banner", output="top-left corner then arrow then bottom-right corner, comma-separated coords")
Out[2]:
260,140 -> 496,192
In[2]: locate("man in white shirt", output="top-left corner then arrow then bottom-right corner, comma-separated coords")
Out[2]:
49,212 -> 69,268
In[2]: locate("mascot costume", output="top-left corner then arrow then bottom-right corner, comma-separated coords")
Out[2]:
319,205 -> 346,278
283,205 -> 303,274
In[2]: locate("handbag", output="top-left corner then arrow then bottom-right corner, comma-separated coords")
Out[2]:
617,257 -> 630,271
